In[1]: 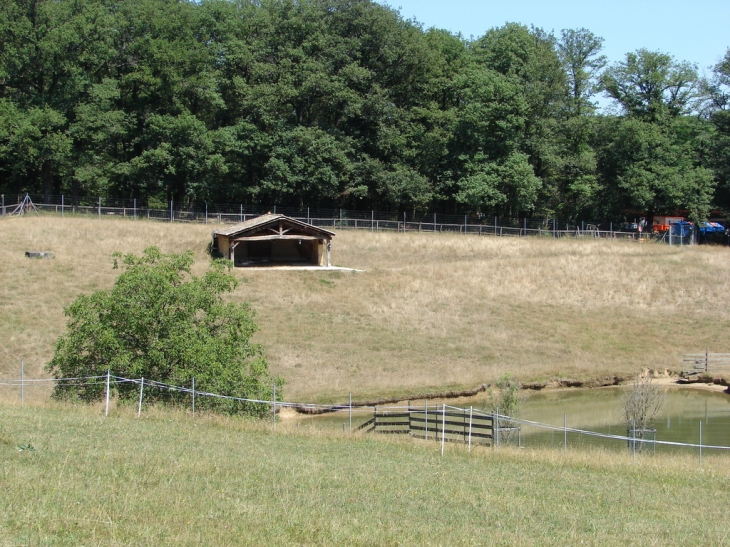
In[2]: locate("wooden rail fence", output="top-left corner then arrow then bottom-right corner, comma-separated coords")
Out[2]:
355,405 -> 519,447
683,352 -> 730,376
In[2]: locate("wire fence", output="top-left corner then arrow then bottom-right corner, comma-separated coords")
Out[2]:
0,193 -> 698,244
1,373 -> 725,465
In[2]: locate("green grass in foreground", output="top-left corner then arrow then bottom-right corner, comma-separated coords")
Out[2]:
1,404 -> 729,546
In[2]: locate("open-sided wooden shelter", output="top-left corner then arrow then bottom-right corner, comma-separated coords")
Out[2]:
211,214 -> 335,267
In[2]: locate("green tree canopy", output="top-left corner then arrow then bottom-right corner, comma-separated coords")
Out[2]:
46,247 -> 282,416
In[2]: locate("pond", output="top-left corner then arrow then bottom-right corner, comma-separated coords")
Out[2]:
291,386 -> 730,456
519,386 -> 730,455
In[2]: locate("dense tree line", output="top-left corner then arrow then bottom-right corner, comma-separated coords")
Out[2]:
1,0 -> 728,222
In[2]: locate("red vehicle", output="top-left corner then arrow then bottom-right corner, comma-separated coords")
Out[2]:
651,216 -> 683,233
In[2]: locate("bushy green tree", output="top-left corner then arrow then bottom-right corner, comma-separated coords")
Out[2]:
46,247 -> 282,416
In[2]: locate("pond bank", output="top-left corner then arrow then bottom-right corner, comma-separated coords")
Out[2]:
289,370 -> 730,416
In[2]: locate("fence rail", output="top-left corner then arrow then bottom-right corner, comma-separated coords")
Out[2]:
0,194 -> 690,243
2,373 -> 730,461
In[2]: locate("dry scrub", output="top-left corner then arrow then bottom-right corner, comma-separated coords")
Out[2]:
2,216 -> 730,402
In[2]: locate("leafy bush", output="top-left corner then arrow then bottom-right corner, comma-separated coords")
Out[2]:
46,247 -> 282,416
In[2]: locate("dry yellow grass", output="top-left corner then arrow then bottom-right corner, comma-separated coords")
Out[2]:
2,215 -> 730,403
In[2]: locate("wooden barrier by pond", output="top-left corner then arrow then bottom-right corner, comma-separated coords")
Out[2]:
682,352 -> 730,376
356,404 -> 519,447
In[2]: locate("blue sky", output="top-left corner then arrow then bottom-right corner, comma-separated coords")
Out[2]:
378,0 -> 729,76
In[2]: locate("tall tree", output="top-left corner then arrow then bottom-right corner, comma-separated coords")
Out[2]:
557,28 -> 606,117
601,49 -> 699,121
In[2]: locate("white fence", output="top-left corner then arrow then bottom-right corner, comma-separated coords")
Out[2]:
1,373 -> 725,466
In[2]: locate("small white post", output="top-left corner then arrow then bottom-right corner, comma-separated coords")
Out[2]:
134,198 -> 137,220
468,406 -> 473,452
699,420 -> 703,469
205,202 -> 208,224
632,419 -> 636,462
441,404 -> 446,456
564,413 -> 567,452
191,377 -> 195,416
61,195 -> 64,218
170,200 -> 173,222
495,408 -> 499,448
240,204 -> 243,223
307,207 -> 310,224
98,197 -> 101,220
20,360 -> 24,405
105,369 -> 111,416
272,384 -> 276,429
349,392 -> 352,434
425,400 -> 428,440
138,377 -> 144,417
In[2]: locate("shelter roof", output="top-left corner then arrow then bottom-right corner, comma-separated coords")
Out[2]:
212,214 -> 335,239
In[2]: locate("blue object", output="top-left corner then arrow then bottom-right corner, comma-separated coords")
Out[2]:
699,221 -> 725,234
670,221 -> 693,237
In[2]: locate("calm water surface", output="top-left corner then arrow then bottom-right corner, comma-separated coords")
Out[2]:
298,387 -> 730,455
519,387 -> 730,454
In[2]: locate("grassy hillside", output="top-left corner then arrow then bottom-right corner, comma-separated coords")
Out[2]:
2,403 -> 729,546
2,215 -> 730,402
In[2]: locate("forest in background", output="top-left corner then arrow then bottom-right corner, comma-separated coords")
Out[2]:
1,0 -> 729,223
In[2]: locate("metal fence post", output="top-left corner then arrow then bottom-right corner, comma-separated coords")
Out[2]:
494,408 -> 499,448
20,360 -> 24,405
272,384 -> 276,429
425,400 -> 429,440
441,404 -> 446,456
349,392 -> 352,435
468,406 -> 473,452
61,195 -> 64,218
192,377 -> 195,416
632,419 -> 636,462
138,377 -> 144,417
699,420 -> 703,469
105,369 -> 111,416
564,413 -> 567,452
98,197 -> 101,220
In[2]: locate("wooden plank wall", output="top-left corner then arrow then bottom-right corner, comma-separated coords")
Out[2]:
358,405 -> 496,446
683,352 -> 730,376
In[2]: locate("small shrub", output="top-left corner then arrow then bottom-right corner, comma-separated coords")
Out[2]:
46,247 -> 283,416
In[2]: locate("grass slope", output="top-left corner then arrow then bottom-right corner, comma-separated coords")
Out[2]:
2,404 -> 729,546
2,216 -> 730,402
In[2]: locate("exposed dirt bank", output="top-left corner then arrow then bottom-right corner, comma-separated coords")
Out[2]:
290,370 -> 730,415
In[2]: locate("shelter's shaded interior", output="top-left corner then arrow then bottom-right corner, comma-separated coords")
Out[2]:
235,238 -> 317,266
